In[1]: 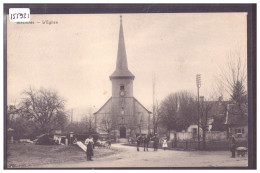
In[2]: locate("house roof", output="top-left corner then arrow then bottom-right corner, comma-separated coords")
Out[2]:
225,104 -> 248,125
110,16 -> 134,80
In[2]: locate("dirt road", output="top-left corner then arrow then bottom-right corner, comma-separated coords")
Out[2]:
38,143 -> 248,168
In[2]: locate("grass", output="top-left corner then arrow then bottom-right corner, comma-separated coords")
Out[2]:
6,143 -> 120,168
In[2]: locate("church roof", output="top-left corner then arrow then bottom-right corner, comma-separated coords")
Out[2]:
110,16 -> 135,80
93,97 -> 112,115
93,97 -> 152,115
134,97 -> 152,114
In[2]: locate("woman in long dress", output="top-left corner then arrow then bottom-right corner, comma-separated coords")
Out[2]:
162,138 -> 168,150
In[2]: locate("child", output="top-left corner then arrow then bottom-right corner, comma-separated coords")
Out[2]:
162,138 -> 168,150
107,139 -> 111,149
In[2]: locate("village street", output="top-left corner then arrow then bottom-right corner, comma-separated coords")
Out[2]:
39,143 -> 248,168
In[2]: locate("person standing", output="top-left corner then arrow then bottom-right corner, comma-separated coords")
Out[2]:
153,134 -> 159,151
143,134 -> 150,151
136,135 -> 142,151
230,137 -> 236,158
128,137 -> 132,144
107,139 -> 111,149
162,138 -> 168,150
85,135 -> 94,161
73,137 -> 77,144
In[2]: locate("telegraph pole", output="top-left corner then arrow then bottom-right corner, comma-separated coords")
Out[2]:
196,74 -> 201,150
71,109 -> 73,124
152,75 -> 155,135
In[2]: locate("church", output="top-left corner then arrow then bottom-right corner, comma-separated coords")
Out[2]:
94,16 -> 152,142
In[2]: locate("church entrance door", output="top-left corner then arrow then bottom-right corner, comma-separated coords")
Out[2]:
120,126 -> 126,138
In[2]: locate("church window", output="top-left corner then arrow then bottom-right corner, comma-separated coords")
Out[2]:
120,85 -> 125,96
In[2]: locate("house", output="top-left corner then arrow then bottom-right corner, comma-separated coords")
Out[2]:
170,99 -> 248,141
210,100 -> 248,139
224,103 -> 248,139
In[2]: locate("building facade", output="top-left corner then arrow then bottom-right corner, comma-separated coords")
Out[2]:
94,17 -> 152,142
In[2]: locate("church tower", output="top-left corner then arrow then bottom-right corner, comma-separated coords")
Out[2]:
94,16 -> 151,142
110,16 -> 135,98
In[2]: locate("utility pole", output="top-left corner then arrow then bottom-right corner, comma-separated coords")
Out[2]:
71,109 -> 73,124
196,74 -> 201,150
152,74 -> 156,135
93,105 -> 96,132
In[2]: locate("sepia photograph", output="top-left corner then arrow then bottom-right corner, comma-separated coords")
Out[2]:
4,4 -> 256,169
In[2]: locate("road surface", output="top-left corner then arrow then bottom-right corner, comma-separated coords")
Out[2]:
39,143 -> 248,168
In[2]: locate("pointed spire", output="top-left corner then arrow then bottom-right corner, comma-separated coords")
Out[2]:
110,16 -> 135,80
116,15 -> 128,71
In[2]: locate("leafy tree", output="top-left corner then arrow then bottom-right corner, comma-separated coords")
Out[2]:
160,93 -> 178,132
231,81 -> 247,103
176,92 -> 197,131
160,91 -> 197,133
7,104 -> 40,139
230,81 -> 248,117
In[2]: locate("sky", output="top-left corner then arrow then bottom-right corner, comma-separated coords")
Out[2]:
7,13 -> 247,121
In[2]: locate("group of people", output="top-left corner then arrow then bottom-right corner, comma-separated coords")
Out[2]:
83,134 -> 239,161
136,133 -> 168,152
83,133 -> 170,161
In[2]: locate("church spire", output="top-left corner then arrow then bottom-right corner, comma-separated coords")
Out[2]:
110,16 -> 135,80
116,15 -> 128,71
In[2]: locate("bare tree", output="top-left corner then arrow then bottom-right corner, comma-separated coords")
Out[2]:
20,87 -> 66,134
82,108 -> 96,133
99,113 -> 114,139
152,74 -> 161,134
218,49 -> 247,96
153,100 -> 161,135
199,98 -> 216,150
128,112 -> 138,138
217,49 -> 247,116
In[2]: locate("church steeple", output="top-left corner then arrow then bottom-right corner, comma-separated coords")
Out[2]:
110,16 -> 135,80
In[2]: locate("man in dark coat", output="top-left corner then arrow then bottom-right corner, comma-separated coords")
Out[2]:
153,134 -> 159,151
136,135 -> 142,151
143,134 -> 150,151
230,137 -> 236,158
